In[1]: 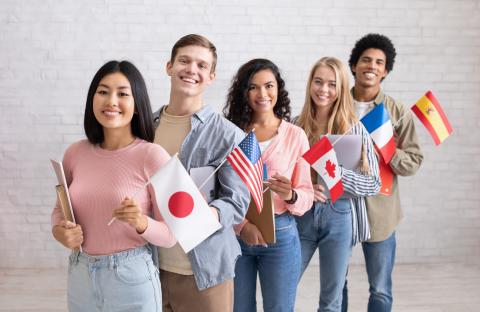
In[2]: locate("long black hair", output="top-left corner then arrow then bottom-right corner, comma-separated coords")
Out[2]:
84,60 -> 155,144
223,58 -> 291,130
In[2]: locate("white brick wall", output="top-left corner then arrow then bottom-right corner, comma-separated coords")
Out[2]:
1,0 -> 479,268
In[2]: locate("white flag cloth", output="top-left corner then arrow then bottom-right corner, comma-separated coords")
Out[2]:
302,136 -> 344,203
150,156 -> 221,253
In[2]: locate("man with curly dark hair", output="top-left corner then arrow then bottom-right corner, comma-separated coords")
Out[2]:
342,33 -> 423,312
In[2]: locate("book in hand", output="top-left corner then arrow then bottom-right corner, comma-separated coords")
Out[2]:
50,159 -> 82,251
55,185 -> 74,222
246,188 -> 275,244
50,159 -> 77,224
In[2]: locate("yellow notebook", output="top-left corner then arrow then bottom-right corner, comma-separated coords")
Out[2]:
246,189 -> 275,244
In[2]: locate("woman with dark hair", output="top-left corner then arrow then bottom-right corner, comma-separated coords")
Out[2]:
51,60 -> 176,312
224,58 -> 314,312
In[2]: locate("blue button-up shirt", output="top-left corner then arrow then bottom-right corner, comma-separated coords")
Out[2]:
154,105 -> 250,290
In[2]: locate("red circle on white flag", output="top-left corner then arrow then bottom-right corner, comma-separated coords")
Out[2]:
168,191 -> 194,218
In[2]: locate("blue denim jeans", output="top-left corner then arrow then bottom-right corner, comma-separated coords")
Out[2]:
341,232 -> 396,312
68,245 -> 161,312
234,213 -> 301,312
296,199 -> 353,312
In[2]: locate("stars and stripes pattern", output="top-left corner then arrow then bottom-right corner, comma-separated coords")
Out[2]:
227,132 -> 264,213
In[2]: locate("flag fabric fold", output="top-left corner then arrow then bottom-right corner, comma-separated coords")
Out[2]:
150,156 -> 221,253
302,136 -> 344,203
411,91 -> 453,145
360,102 -> 396,164
226,132 -> 264,213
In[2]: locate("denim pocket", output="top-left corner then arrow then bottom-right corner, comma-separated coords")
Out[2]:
114,257 -> 151,286
329,199 -> 352,215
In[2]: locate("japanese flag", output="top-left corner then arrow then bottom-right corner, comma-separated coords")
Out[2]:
150,156 -> 221,253
302,136 -> 344,203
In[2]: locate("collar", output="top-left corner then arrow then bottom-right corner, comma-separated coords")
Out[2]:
155,104 -> 213,124
350,87 -> 386,107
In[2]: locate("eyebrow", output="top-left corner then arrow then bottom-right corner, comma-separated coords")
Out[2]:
98,83 -> 131,90
361,56 -> 385,62
250,80 -> 275,85
177,55 -> 210,66
313,77 -> 336,82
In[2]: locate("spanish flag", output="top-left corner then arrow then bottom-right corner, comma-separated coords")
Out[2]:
411,91 -> 453,145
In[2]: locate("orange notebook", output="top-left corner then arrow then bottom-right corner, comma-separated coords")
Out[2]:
246,189 -> 275,244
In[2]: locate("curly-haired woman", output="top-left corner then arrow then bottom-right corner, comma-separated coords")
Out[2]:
224,58 -> 314,312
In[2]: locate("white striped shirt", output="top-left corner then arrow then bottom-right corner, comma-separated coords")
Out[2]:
341,122 -> 381,245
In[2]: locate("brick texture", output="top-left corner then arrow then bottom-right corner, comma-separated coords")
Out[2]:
1,0 -> 479,268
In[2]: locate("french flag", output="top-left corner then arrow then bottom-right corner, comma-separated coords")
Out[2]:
360,103 -> 396,164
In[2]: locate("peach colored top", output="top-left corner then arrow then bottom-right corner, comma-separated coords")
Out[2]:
236,120 -> 314,233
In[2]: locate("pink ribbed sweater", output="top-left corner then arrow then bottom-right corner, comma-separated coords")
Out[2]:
51,138 -> 176,255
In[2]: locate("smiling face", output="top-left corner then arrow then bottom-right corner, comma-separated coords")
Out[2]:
166,45 -> 216,99
92,72 -> 135,136
247,69 -> 278,115
351,48 -> 388,89
310,64 -> 338,110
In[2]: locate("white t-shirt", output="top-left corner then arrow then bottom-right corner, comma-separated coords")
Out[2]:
354,100 -> 375,119
258,135 -> 276,153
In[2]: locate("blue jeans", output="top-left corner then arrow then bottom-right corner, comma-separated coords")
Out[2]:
68,245 -> 161,312
296,199 -> 353,312
234,213 -> 301,312
341,232 -> 396,312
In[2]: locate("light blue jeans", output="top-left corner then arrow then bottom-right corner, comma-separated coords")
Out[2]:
67,245 -> 161,312
296,199 -> 353,312
234,213 -> 301,312
342,232 -> 396,312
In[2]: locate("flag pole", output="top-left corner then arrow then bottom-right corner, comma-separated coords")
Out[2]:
107,153 -> 178,226
197,130 -> 255,191
263,119 -> 357,194
197,157 -> 227,190
261,123 -> 355,194
330,125 -> 354,146
392,110 -> 412,129
266,104 -> 410,197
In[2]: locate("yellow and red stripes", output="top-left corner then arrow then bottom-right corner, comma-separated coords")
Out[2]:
411,91 -> 453,145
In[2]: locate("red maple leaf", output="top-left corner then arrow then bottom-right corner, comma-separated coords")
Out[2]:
325,159 -> 336,178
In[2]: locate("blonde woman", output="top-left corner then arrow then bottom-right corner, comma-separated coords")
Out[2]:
295,57 -> 380,312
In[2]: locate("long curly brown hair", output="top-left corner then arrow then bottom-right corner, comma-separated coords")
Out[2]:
223,58 -> 291,130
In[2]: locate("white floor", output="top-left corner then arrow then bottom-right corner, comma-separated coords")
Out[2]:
1,263 -> 479,311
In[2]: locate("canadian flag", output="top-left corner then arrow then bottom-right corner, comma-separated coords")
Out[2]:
150,156 -> 221,253
302,136 -> 344,203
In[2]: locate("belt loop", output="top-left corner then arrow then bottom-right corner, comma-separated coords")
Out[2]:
110,254 -> 116,270
328,200 -> 334,210
72,249 -> 80,264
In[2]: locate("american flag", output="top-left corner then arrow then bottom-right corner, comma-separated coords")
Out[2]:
227,132 -> 264,213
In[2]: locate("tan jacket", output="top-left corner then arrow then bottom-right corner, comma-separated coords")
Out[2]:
353,88 -> 424,242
